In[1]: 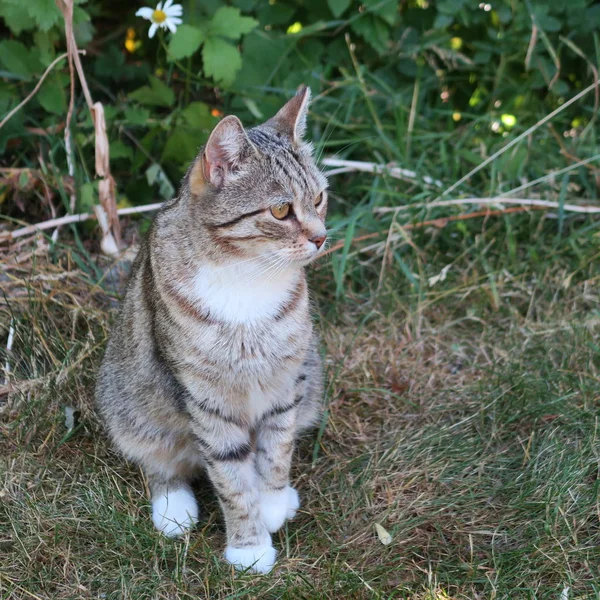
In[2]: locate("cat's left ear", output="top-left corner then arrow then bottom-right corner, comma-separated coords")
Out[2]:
190,115 -> 256,192
267,85 -> 311,142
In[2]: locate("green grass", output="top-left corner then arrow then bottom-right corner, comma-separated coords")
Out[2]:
2,53 -> 600,598
1,212 -> 599,598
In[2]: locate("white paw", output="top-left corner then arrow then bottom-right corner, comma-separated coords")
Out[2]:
259,486 -> 300,533
224,545 -> 277,574
152,487 -> 198,537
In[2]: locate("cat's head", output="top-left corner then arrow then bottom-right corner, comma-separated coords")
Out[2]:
187,86 -> 328,267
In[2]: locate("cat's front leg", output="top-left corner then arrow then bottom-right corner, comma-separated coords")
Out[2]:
191,418 -> 275,574
255,397 -> 301,533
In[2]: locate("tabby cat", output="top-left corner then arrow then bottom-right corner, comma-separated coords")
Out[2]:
96,86 -> 327,574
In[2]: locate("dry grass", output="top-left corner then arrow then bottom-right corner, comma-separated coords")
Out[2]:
1,223 -> 599,599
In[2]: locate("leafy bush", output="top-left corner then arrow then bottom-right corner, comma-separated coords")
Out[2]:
0,0 -> 598,223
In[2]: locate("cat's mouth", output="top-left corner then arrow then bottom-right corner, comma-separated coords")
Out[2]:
288,245 -> 326,266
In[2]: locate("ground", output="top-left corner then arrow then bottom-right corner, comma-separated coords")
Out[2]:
0,212 -> 599,599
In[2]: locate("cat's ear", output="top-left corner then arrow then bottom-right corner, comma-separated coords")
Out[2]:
191,116 -> 255,191
267,85 -> 311,142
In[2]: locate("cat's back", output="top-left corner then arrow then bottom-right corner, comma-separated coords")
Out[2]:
95,205 -> 188,419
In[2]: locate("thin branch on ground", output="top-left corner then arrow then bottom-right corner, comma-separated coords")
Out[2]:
321,157 -> 443,188
374,197 -> 600,215
0,203 -> 163,243
319,205 -> 548,260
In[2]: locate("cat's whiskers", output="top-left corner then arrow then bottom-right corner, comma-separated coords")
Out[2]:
262,255 -> 293,286
243,254 -> 290,287
212,253 -> 270,273
235,252 -> 285,286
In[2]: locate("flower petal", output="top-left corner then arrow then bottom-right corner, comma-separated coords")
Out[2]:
168,16 -> 182,25
165,6 -> 182,17
163,0 -> 173,9
135,7 -> 153,19
165,19 -> 177,33
166,3 -> 182,14
148,22 -> 158,38
156,1 -> 163,10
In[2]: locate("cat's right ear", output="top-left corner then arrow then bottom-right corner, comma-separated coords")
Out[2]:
190,115 -> 256,192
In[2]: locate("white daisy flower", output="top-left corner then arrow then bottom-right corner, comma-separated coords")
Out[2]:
136,0 -> 183,38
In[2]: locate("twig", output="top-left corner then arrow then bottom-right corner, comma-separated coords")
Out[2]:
0,52 -> 83,131
0,203 -> 163,243
434,81 -> 600,200
64,7 -> 77,215
374,197 -> 600,215
56,0 -> 121,255
321,157 -> 443,188
3,321 -> 15,385
502,155 -> 600,197
525,24 -> 538,71
345,33 -> 385,138
407,69 -> 420,156
319,205 -> 549,260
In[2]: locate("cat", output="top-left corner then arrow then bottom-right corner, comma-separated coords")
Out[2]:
95,86 -> 328,574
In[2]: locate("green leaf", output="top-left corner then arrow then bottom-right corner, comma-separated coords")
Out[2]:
37,73 -> 67,115
124,106 -> 151,126
231,0 -> 256,10
209,6 -> 258,40
256,2 -> 296,26
181,102 -> 215,129
234,31 -> 291,88
79,181 -> 97,212
202,37 -> 242,87
333,215 -> 357,298
27,0 -> 60,31
0,40 -> 43,78
129,76 -> 175,107
327,0 -> 351,18
146,163 -> 175,200
73,5 -> 94,46
167,24 -> 206,61
434,13 -> 454,28
350,15 -> 390,55
0,1 -> 35,34
363,0 -> 397,25
110,141 -> 133,161
437,0 -> 468,14
162,128 -> 203,165
33,31 -> 56,66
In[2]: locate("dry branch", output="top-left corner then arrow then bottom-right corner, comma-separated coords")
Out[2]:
322,157 -> 443,188
320,205 -> 549,259
0,204 -> 162,243
56,0 -> 121,255
0,53 -> 79,131
374,197 -> 600,215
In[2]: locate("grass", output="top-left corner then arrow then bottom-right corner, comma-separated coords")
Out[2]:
2,52 -> 600,598
1,209 -> 599,599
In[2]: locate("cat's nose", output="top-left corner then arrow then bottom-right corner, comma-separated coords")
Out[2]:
309,234 -> 326,250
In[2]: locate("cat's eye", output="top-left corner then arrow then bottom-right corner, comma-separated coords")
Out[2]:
314,192 -> 324,207
270,203 -> 290,220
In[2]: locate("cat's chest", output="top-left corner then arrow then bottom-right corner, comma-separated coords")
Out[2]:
190,264 -> 301,325
176,264 -> 310,366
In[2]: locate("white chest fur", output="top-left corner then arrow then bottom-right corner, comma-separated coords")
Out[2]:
191,261 -> 300,325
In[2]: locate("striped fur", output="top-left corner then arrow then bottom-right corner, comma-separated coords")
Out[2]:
96,87 -> 326,574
